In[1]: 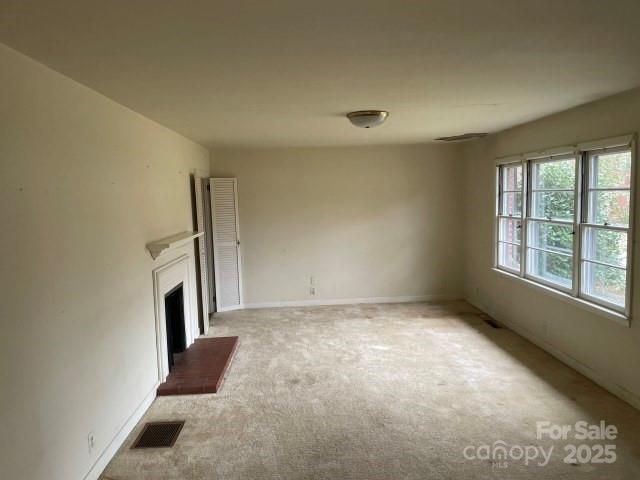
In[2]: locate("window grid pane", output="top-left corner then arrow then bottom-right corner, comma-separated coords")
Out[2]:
532,157 -> 576,190
587,190 -> 630,226
581,226 -> 627,268
527,248 -> 573,289
502,164 -> 523,192
526,219 -> 574,290
498,242 -> 521,271
501,192 -> 523,217
581,261 -> 627,308
590,151 -> 632,189
527,220 -> 574,256
498,163 -> 523,217
498,218 -> 522,244
587,150 -> 631,227
530,157 -> 576,222
531,191 -> 575,220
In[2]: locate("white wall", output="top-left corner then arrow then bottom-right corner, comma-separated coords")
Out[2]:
461,87 -> 640,408
211,145 -> 464,306
0,43 -> 209,480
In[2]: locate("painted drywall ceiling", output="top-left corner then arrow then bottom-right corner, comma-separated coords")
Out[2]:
2,1 -> 640,147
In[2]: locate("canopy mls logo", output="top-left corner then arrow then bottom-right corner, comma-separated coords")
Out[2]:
463,420 -> 618,469
463,441 -> 553,468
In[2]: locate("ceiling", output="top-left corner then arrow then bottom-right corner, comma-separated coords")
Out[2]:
2,0 -> 640,148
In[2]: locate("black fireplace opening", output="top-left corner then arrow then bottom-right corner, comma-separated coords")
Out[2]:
164,283 -> 186,372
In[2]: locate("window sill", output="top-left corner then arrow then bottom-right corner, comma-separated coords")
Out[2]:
491,268 -> 631,327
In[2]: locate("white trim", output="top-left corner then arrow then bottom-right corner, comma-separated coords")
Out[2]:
492,268 -> 630,326
497,134 -> 635,165
233,178 -> 244,308
242,294 -> 461,309
495,154 -> 522,165
146,231 -> 204,260
577,134 -> 634,151
83,382 -> 158,480
193,175 -> 210,334
152,254 -> 196,382
217,304 -> 244,312
523,145 -> 576,160
465,297 -> 640,411
628,138 -> 637,317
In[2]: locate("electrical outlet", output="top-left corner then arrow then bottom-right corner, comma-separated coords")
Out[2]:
88,431 -> 95,454
310,286 -> 316,296
310,276 -> 315,286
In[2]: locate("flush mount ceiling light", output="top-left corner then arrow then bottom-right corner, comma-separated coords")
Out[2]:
347,110 -> 389,128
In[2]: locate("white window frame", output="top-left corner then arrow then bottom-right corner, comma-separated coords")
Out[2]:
524,153 -> 579,294
494,134 -> 636,324
579,145 -> 634,317
495,159 -> 525,276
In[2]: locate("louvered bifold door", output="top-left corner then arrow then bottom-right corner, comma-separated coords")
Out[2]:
210,178 -> 243,311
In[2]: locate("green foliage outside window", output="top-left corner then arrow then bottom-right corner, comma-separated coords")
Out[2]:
498,149 -> 631,308
533,153 -> 630,297
587,152 -> 630,301
532,159 -> 575,283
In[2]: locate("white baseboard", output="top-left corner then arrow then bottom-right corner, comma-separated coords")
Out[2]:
465,297 -> 640,411
242,294 -> 461,309
83,382 -> 158,480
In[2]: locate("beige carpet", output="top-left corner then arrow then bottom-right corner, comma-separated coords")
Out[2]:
101,301 -> 640,479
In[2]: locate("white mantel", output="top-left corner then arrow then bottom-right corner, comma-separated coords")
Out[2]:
146,231 -> 204,259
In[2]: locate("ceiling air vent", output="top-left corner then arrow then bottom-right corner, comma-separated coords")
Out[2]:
435,133 -> 488,142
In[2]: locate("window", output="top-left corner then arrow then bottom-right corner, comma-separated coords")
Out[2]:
526,156 -> 577,291
496,163 -> 523,273
581,149 -> 632,310
495,136 -> 635,318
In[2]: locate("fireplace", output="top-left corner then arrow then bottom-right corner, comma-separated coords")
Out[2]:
164,283 -> 186,371
152,253 -> 196,382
